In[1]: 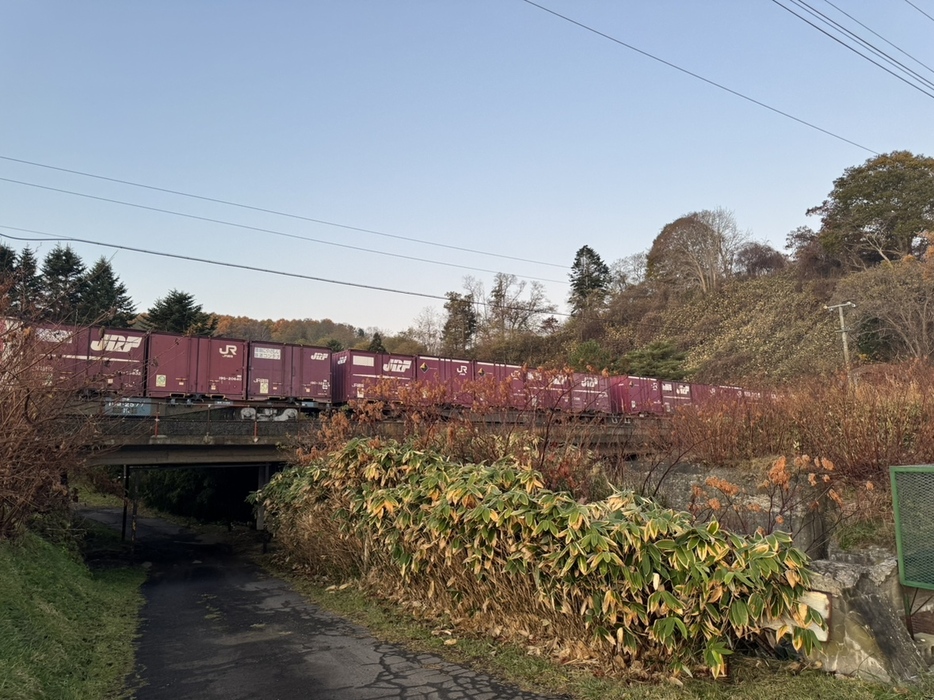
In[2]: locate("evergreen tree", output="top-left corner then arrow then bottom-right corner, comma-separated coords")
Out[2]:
568,246 -> 610,314
39,245 -> 87,323
623,341 -> 687,380
141,289 -> 217,335
0,244 -> 16,279
10,247 -> 41,319
78,257 -> 137,327
441,292 -> 478,356
366,332 -> 387,353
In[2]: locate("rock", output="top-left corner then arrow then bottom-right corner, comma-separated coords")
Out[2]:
807,558 -> 927,683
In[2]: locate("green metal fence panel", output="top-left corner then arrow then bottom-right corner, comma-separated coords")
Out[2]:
891,465 -> 934,591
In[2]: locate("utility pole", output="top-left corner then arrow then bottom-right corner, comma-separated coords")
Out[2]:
825,301 -> 856,380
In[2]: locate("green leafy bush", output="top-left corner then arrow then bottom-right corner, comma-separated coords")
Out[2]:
257,438 -> 823,678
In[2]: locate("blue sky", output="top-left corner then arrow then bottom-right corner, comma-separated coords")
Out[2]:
2,1 -> 932,334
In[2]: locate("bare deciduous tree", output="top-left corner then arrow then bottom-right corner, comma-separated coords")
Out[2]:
464,274 -> 555,345
0,320 -> 101,539
835,250 -> 934,361
647,208 -> 748,293
406,306 -> 444,355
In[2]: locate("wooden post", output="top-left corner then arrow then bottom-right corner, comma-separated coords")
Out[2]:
131,468 -> 140,551
121,465 -> 129,541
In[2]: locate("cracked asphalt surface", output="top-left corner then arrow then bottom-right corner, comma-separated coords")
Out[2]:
82,508 -> 560,700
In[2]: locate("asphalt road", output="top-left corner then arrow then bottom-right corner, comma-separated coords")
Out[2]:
82,508 -> 559,700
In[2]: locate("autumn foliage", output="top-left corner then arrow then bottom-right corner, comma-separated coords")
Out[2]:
0,323 -> 100,539
672,363 -> 934,483
258,438 -> 823,678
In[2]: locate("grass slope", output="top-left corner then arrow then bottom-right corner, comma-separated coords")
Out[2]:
659,274 -> 842,382
0,525 -> 145,700
278,571 -> 934,700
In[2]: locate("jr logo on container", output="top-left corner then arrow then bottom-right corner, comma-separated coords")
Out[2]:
219,345 -> 238,358
90,335 -> 143,353
384,359 -> 411,373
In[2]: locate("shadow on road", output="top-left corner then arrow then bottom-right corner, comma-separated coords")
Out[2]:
81,507 -> 560,700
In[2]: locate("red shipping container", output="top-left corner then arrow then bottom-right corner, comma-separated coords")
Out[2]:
718,385 -> 745,401
248,342 -> 292,399
247,343 -> 332,403
331,350 -> 415,403
690,383 -> 717,407
611,376 -> 663,415
473,361 -> 527,409
416,356 -> 473,406
661,380 -> 693,413
526,369 -> 572,411
197,338 -> 246,398
291,345 -> 332,403
570,373 -> 612,414
147,334 -> 246,399
31,323 -> 147,394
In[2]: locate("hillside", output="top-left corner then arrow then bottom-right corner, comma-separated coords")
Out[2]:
211,273 -> 848,386
642,274 -> 842,383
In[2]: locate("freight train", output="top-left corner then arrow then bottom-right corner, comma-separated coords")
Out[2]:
15,321 -> 755,419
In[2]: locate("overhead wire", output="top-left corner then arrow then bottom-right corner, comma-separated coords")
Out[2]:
789,0 -> 934,90
0,176 -> 569,285
770,0 -> 934,99
0,154 -> 569,271
0,227 -> 576,318
902,0 -> 934,24
821,0 -> 934,79
0,227 -> 693,335
518,0 -> 878,155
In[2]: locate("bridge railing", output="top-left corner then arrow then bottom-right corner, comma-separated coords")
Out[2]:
95,415 -> 310,440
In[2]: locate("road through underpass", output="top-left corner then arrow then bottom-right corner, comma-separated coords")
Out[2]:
82,508 -> 561,700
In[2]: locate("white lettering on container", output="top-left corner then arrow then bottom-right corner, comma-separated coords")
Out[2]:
254,347 -> 281,360
91,334 -> 143,353
384,359 -> 411,373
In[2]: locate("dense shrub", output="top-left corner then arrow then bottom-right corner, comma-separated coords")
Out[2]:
0,323 -> 100,539
257,438 -> 823,678
672,363 -> 934,483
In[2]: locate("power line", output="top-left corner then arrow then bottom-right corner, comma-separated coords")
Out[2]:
0,226 -> 694,335
0,226 -> 575,318
0,176 -> 569,285
771,0 -> 934,99
0,154 -> 569,271
821,0 -> 934,80
903,0 -> 934,24
518,0 -> 878,155
791,0 -> 934,91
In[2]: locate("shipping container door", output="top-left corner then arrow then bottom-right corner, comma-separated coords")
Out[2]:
292,346 -> 332,402
376,352 -> 415,399
416,356 -> 472,405
248,342 -> 291,399
83,326 -> 147,394
661,381 -> 693,413
616,376 -> 663,415
415,356 -> 445,405
443,357 -> 473,407
690,383 -> 716,407
197,338 -> 246,399
332,350 -> 380,402
526,370 -> 571,411
32,323 -> 80,387
571,373 -> 612,414
147,333 -> 198,397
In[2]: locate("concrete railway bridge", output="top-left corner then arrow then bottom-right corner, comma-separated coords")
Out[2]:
84,409 -> 655,539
